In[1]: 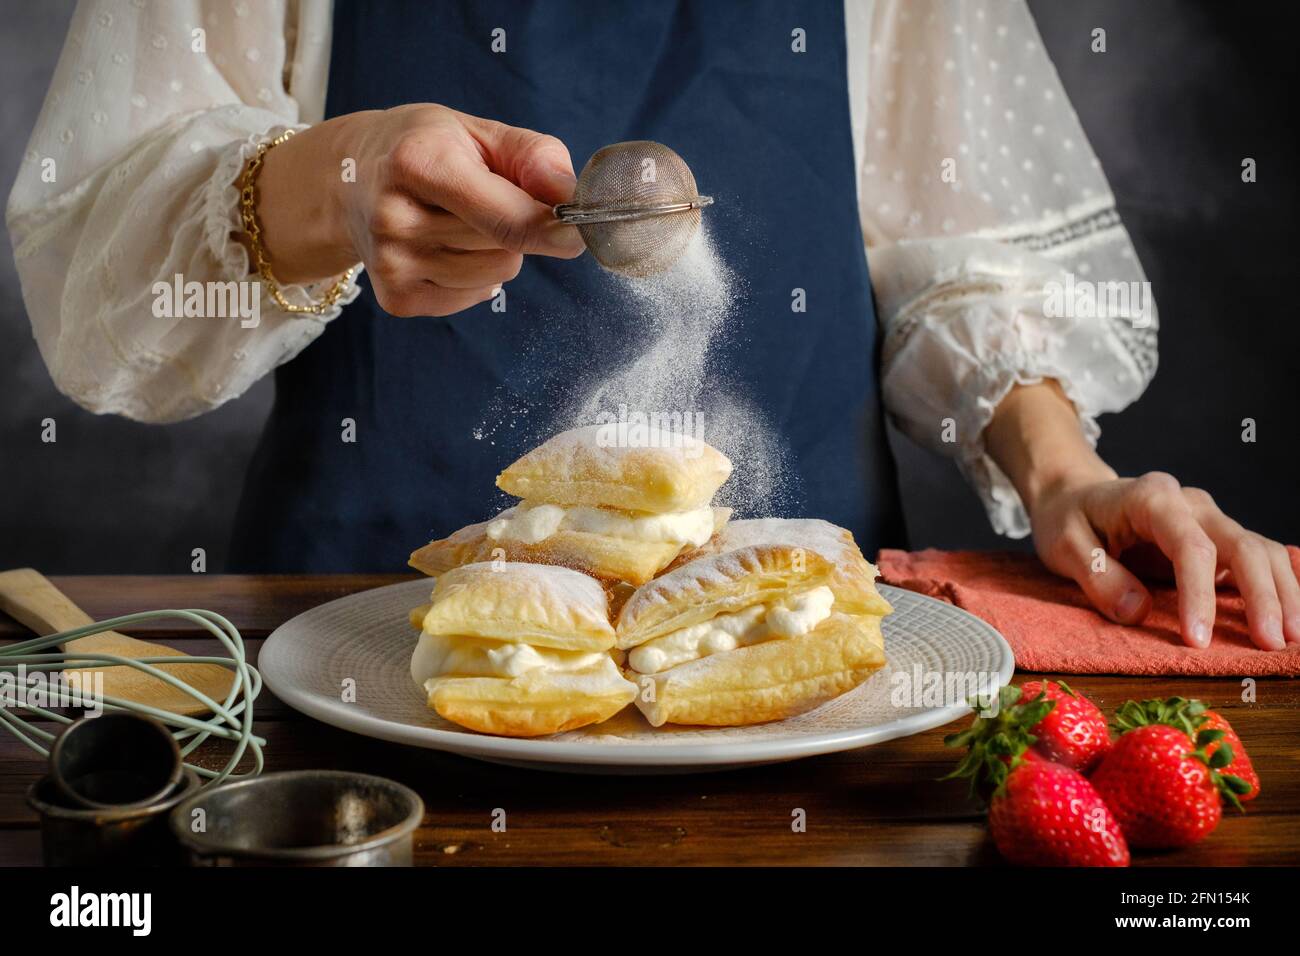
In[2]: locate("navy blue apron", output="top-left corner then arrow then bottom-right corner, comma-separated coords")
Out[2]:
230,0 -> 904,571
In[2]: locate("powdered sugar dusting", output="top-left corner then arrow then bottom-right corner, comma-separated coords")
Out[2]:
572,232 -> 732,419
709,518 -> 867,569
561,229 -> 795,516
470,227 -> 796,517
618,546 -> 776,630
616,518 -> 884,641
432,561 -> 612,637
526,422 -> 715,466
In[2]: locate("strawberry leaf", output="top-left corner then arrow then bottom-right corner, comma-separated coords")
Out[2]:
1222,774 -> 1252,795
1189,740 -> 1249,812
1196,728 -> 1225,748
940,685 -> 1058,801
1114,696 -> 1211,739
1208,742 -> 1233,770
943,728 -> 974,748
1219,775 -> 1247,812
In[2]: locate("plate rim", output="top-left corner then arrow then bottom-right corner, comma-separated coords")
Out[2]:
259,579 -> 1015,767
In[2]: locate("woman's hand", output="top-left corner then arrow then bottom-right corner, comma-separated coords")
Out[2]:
1029,472 -> 1299,650
986,382 -> 1300,650
247,104 -> 584,316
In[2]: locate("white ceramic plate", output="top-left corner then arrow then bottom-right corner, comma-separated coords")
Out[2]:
259,579 -> 1014,774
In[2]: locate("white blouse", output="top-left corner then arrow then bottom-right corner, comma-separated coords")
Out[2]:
6,0 -> 1156,539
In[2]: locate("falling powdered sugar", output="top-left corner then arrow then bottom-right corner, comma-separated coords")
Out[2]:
564,228 -> 797,516
572,230 -> 731,419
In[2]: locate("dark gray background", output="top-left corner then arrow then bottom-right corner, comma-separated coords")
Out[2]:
2,1 -> 1296,573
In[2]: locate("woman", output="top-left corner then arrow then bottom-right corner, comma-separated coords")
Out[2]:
8,0 -> 1297,651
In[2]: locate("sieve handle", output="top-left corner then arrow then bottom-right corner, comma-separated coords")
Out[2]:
553,196 -> 713,224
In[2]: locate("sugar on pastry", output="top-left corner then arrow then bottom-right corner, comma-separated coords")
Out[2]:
410,423 -> 734,586
410,561 -> 637,737
616,518 -> 891,728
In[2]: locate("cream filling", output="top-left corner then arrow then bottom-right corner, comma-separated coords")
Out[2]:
627,586 -> 836,675
410,631 -> 607,685
484,500 -> 715,547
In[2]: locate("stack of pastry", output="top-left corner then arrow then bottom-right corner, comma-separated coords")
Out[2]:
410,423 -> 734,587
616,519 -> 891,727
409,562 -> 637,736
405,426 -> 892,738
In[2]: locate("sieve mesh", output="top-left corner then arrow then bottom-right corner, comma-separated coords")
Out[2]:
557,141 -> 712,278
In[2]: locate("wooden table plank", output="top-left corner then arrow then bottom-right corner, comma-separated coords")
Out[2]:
404,814 -> 1300,867
0,829 -> 41,868
3,577 -> 1298,867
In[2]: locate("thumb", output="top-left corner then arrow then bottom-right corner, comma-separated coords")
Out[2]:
462,115 -> 577,205
1048,517 -> 1153,626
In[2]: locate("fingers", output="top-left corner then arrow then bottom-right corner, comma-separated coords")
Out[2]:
427,249 -> 523,289
371,280 -> 498,319
369,197 -> 500,252
1227,537 -> 1286,650
1061,473 -> 1294,651
389,131 -> 583,259
1124,473 -> 1218,648
1188,491 -> 1289,650
368,240 -> 516,313
364,197 -> 523,314
1269,544 -> 1300,645
1046,514 -> 1153,626
459,113 -> 579,204
374,243 -> 522,290
417,212 -> 515,252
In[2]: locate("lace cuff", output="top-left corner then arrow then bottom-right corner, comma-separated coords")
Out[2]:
875,233 -> 1155,538
953,355 -> 1102,538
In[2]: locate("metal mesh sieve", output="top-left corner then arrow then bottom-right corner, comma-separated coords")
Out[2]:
554,141 -> 714,278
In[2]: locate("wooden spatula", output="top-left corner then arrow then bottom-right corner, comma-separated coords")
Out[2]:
0,568 -> 235,717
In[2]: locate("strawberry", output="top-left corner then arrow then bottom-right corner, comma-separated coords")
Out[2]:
1091,722 -> 1245,848
1112,696 -> 1259,802
1015,679 -> 1111,772
1200,711 -> 1260,801
943,680 -> 1110,793
988,759 -> 1129,866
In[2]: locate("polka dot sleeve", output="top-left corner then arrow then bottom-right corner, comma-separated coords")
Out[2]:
5,0 -> 357,423
848,0 -> 1157,537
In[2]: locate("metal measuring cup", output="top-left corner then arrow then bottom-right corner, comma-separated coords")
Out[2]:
170,770 -> 424,866
49,712 -> 184,810
27,712 -> 194,866
27,769 -> 201,867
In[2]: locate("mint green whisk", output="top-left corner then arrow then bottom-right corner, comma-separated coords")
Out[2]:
0,609 -> 263,789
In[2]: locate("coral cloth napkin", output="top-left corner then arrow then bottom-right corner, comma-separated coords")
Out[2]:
877,548 -> 1300,676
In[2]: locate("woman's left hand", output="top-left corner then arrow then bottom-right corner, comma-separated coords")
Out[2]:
1030,471 -> 1300,650
986,381 -> 1299,651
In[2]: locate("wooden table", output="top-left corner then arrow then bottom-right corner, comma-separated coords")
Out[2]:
2,575 -> 1297,866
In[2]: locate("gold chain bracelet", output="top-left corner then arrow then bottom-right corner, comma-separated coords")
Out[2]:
238,129 -> 355,316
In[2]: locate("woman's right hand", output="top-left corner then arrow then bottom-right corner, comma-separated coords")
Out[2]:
250,104 -> 585,316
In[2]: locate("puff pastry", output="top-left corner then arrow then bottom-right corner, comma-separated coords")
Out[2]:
617,518 -> 890,727
410,508 -> 731,586
410,424 -> 735,586
662,517 -> 893,616
497,422 -> 733,513
410,562 -> 637,736
633,613 -> 886,727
